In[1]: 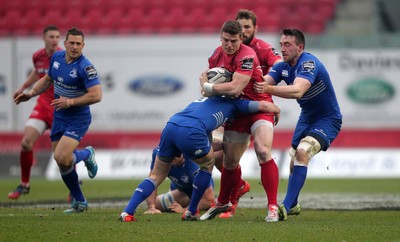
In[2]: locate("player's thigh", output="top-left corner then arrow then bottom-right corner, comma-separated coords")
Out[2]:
223,131 -> 249,168
251,121 -> 274,153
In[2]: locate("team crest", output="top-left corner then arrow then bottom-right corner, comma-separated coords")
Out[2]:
69,68 -> 78,78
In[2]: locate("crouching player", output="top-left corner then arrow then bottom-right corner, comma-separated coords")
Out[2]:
144,147 -> 214,214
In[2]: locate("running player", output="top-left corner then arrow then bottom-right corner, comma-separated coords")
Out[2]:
8,25 -> 61,200
14,27 -> 102,213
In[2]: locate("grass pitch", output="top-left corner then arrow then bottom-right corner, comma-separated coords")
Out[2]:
1,178 -> 400,242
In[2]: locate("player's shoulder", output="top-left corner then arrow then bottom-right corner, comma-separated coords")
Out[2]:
209,46 -> 223,59
52,50 -> 65,58
77,54 -> 94,66
252,37 -> 272,49
32,48 -> 47,59
240,43 -> 257,53
298,52 -> 323,68
300,52 -> 319,62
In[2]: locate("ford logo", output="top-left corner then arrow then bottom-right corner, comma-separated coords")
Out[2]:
347,78 -> 395,104
129,75 -> 184,96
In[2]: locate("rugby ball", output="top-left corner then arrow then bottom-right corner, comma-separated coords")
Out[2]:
206,67 -> 232,84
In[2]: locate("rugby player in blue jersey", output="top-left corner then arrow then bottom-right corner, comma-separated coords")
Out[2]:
254,28 -> 343,220
119,96 -> 280,222
144,147 -> 214,214
15,27 -> 102,213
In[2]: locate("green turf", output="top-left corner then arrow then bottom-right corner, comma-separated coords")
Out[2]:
0,208 -> 399,242
1,178 -> 400,203
1,178 -> 400,242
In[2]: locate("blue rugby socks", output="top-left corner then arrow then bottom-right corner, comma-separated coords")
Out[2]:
282,165 -> 307,211
188,169 -> 212,215
124,178 -> 156,215
72,148 -> 91,165
61,166 -> 85,202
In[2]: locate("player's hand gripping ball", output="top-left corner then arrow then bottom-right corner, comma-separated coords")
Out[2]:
206,67 -> 232,84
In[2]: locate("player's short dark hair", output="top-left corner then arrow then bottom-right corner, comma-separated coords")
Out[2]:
281,28 -> 305,47
221,20 -> 242,36
43,25 -> 59,35
235,9 -> 257,26
65,27 -> 84,41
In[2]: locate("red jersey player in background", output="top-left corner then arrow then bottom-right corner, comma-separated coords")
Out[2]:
199,20 -> 280,222
8,25 -> 62,199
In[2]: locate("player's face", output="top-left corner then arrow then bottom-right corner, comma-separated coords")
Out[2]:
64,35 -> 84,62
237,18 -> 257,45
43,30 -> 60,52
279,35 -> 303,66
220,32 -> 242,55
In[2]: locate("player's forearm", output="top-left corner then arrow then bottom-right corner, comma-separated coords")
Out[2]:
29,75 -> 52,97
22,69 -> 40,89
268,85 -> 303,99
66,85 -> 102,107
212,82 -> 243,96
258,101 -> 281,115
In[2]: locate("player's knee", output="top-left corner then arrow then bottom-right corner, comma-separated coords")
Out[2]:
254,144 -> 271,163
21,138 -> 34,151
54,152 -> 72,167
295,136 -> 321,164
198,158 -> 215,171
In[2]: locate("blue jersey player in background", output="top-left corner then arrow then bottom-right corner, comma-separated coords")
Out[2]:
144,147 -> 214,214
119,96 -> 280,222
15,27 -> 102,214
254,28 -> 342,221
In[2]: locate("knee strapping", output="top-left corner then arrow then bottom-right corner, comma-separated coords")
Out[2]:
297,136 -> 321,160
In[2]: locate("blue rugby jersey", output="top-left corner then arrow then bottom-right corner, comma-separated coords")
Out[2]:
48,50 -> 100,119
168,96 -> 260,133
268,52 -> 342,122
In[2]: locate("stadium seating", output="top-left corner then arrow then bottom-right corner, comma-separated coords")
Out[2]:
0,0 -> 341,36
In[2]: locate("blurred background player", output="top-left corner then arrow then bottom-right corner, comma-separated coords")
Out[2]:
14,27 -> 102,213
254,28 -> 342,220
8,25 -> 62,200
144,147 -> 214,214
199,20 -> 280,222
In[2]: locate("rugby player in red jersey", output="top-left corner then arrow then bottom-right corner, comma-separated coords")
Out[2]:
8,25 -> 62,200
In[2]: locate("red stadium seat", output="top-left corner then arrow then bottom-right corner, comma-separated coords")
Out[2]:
0,0 -> 339,35
0,10 -> 21,35
135,8 -> 165,34
15,10 -> 42,36
158,8 -> 185,34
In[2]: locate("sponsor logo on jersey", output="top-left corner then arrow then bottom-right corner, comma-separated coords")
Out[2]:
241,58 -> 254,70
84,65 -> 98,80
347,78 -> 394,104
282,70 -> 289,77
53,61 -> 60,69
129,75 -> 183,96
